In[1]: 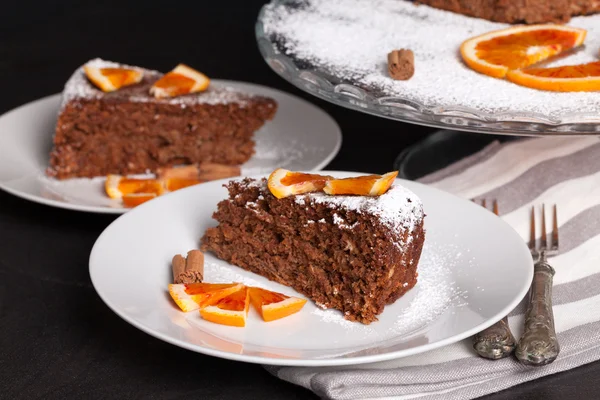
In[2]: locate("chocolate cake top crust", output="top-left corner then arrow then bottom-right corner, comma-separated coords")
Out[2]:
61,58 -> 274,111
415,0 -> 600,24
240,177 -> 424,250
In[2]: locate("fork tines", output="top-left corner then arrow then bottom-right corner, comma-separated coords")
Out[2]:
529,204 -> 559,257
473,199 -> 499,216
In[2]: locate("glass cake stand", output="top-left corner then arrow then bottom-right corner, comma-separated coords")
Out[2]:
255,1 -> 600,179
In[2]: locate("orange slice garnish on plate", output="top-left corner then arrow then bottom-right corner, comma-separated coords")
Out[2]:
323,171 -> 397,196
105,174 -> 164,199
267,168 -> 333,199
461,25 -> 586,79
200,287 -> 250,327
248,287 -> 307,322
506,60 -> 600,92
84,66 -> 143,92
164,178 -> 203,192
168,283 -> 244,312
122,193 -> 157,208
150,64 -> 210,98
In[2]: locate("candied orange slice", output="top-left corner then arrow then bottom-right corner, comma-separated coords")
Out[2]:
84,66 -> 143,92
168,283 -> 244,312
461,25 -> 586,79
323,171 -> 397,196
200,287 -> 250,327
122,193 -> 157,207
248,287 -> 307,322
268,168 -> 333,199
105,174 -> 164,199
150,64 -> 210,98
164,178 -> 203,192
506,60 -> 600,92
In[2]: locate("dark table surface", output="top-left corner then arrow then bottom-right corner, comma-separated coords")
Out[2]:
1,1 -> 600,398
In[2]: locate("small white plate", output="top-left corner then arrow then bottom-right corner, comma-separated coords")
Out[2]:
0,81 -> 341,214
90,171 -> 533,367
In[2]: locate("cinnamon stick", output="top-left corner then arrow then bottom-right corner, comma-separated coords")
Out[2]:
157,165 -> 200,180
157,163 -> 241,182
172,254 -> 187,282
172,250 -> 204,284
197,163 -> 241,181
388,49 -> 415,80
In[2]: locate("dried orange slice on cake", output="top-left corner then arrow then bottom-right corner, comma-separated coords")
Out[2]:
323,171 -> 397,196
150,64 -> 210,98
248,287 -> 307,322
200,287 -> 251,327
268,168 -> 333,199
84,66 -> 143,92
168,283 -> 244,312
506,60 -> 600,92
461,25 -> 586,79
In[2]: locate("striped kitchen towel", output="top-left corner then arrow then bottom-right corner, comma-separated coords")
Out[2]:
267,136 -> 600,399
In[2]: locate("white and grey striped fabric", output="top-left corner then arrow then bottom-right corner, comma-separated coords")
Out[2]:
267,136 -> 600,400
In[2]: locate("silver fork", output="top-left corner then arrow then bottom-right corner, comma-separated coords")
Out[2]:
472,199 -> 517,359
515,204 -> 560,366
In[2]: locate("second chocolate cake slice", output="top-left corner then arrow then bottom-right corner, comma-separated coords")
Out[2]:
48,59 -> 278,179
201,178 -> 425,324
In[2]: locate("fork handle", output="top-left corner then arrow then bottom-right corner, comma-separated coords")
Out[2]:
516,256 -> 559,366
473,316 -> 516,359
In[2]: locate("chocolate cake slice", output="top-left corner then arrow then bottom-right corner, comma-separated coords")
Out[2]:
415,0 -> 600,24
201,178 -> 425,324
47,59 -> 277,179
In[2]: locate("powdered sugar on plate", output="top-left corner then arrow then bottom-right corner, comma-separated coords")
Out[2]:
199,237 -> 469,356
302,241 -> 469,356
262,0 -> 600,119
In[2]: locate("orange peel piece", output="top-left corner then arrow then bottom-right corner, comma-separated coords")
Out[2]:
506,60 -> 600,92
200,287 -> 250,327
105,174 -> 164,200
168,283 -> 244,312
267,168 -> 333,199
248,287 -> 307,322
84,66 -> 143,92
323,171 -> 398,196
460,25 -> 586,79
164,178 -> 203,192
150,64 -> 210,98
122,192 -> 157,208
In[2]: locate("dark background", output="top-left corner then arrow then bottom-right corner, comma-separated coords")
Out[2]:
1,0 -> 599,398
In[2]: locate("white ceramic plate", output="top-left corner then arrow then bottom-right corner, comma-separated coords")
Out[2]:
0,81 -> 341,214
90,171 -> 533,367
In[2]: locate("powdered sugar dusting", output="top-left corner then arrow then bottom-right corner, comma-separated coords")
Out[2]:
61,58 -> 260,111
238,177 -> 424,250
309,184 -> 424,248
262,0 -> 600,118
333,212 -> 359,229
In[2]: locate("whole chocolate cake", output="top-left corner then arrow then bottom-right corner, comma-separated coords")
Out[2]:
201,178 -> 425,324
416,0 -> 600,23
47,59 -> 277,179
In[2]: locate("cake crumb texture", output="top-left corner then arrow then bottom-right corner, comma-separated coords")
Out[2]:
201,178 -> 425,324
